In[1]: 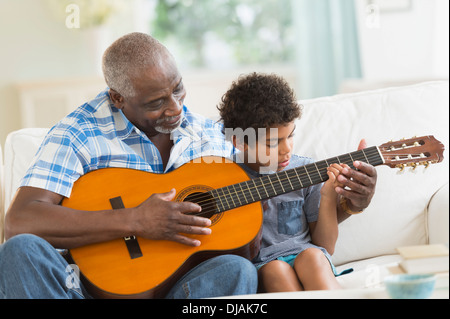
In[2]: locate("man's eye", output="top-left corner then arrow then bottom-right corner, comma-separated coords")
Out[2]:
145,100 -> 163,110
174,84 -> 184,95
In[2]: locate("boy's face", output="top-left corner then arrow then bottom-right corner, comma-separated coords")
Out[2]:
238,122 -> 296,173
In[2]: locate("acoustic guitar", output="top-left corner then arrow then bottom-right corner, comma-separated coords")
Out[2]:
63,136 -> 444,298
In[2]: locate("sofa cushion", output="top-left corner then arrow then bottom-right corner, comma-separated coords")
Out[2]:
294,81 -> 449,265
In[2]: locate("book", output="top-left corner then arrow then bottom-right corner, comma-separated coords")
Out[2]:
396,244 -> 449,274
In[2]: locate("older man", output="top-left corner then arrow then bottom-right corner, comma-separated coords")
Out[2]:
0,33 -> 257,299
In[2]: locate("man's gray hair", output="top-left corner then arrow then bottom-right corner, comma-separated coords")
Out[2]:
102,32 -> 167,98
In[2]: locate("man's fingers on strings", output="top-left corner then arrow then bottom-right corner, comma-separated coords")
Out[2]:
171,234 -> 202,247
173,223 -> 212,236
177,211 -> 212,227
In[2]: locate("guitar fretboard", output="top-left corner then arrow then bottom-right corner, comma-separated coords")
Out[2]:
210,146 -> 383,212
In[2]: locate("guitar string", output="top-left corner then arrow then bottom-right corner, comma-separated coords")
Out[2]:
184,148 -> 424,212
182,150 -> 385,216
176,149 -> 428,217
190,154 -> 429,217
183,149 -> 381,205
183,158 -> 415,218
182,149 -> 383,212
380,153 -> 430,157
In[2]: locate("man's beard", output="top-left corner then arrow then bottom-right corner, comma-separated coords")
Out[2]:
154,115 -> 183,134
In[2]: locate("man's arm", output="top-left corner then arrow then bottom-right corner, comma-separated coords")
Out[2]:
5,187 -> 212,249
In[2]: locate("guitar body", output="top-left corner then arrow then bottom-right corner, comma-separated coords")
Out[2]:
63,157 -> 263,299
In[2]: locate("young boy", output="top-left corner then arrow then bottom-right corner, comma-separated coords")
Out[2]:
217,72 -> 350,292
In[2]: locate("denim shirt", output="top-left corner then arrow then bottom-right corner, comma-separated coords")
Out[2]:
239,155 -> 331,267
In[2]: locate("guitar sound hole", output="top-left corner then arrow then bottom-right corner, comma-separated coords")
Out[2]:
183,192 -> 218,219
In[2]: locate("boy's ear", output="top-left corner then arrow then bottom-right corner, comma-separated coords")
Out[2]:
232,136 -> 248,152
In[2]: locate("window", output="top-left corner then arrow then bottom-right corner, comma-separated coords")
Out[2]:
150,0 -> 295,69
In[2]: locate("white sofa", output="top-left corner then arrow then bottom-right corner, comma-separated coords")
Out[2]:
1,81 -> 449,296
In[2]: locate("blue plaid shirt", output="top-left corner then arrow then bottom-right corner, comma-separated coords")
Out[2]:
21,89 -> 235,198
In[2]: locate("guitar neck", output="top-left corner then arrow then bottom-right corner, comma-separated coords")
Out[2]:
211,146 -> 384,212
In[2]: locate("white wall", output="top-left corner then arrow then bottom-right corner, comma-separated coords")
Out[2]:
432,0 -> 450,78
0,0 -> 86,149
1,0 -> 448,150
0,0 -> 139,148
354,0 -> 449,82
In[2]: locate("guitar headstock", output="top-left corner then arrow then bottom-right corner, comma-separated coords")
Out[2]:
379,136 -> 445,170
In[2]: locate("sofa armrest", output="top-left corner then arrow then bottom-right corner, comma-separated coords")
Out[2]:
427,183 -> 449,245
3,128 -> 49,213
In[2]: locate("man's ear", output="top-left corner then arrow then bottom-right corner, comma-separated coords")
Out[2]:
109,89 -> 125,109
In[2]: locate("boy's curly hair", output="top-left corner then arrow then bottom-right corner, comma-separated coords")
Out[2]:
217,72 -> 302,133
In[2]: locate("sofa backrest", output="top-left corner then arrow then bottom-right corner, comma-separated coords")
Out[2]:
294,81 -> 449,265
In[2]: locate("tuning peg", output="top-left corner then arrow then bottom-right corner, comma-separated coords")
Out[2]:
396,164 -> 406,172
419,161 -> 431,168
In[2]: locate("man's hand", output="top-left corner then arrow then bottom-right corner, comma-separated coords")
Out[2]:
132,189 -> 212,247
335,139 -> 378,212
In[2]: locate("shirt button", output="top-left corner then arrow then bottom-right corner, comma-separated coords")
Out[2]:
154,156 -> 159,161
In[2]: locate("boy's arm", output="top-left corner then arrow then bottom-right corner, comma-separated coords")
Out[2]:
309,165 -> 340,255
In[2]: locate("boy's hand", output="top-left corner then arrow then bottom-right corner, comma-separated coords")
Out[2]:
321,164 -> 345,198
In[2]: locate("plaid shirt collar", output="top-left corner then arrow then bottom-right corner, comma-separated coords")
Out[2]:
102,91 -> 202,145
